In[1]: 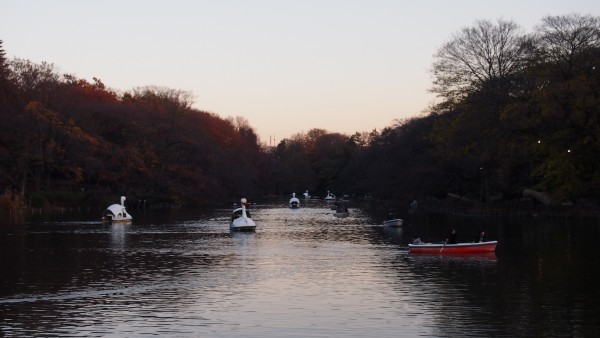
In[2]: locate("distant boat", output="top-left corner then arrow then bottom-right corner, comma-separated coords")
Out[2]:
324,191 -> 336,201
289,193 -> 300,209
230,198 -> 256,231
303,190 -> 310,199
408,241 -> 498,254
384,218 -> 403,227
102,196 -> 132,223
333,202 -> 349,218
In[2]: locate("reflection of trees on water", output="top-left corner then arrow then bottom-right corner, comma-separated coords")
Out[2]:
0,212 -> 26,226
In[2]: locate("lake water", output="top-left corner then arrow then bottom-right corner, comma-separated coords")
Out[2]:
1,201 -> 599,337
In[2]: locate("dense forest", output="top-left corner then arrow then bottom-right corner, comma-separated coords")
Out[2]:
1,13 -> 599,212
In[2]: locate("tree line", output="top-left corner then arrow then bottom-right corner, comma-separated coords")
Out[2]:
1,13 -> 599,210
0,48 -> 267,208
273,14 -> 600,208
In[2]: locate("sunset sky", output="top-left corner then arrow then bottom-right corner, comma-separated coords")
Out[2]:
3,0 -> 599,144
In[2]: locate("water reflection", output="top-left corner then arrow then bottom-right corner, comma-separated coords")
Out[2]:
109,222 -> 129,250
0,204 -> 599,337
382,224 -> 403,237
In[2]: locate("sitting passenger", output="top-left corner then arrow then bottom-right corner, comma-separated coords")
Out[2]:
475,230 -> 486,243
447,227 -> 458,244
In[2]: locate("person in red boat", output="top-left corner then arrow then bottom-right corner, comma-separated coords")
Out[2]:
475,230 -> 487,242
447,227 -> 458,244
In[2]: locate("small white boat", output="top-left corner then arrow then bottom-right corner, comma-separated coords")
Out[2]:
102,196 -> 132,223
303,190 -> 310,199
324,191 -> 336,201
384,218 -> 403,227
289,193 -> 300,208
230,198 -> 256,231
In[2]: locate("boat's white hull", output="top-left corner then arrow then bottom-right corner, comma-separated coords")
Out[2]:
230,217 -> 256,231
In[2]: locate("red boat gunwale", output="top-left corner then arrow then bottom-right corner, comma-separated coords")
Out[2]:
408,240 -> 497,254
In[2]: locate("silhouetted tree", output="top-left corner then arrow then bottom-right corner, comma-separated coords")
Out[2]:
534,14 -> 600,77
431,19 -> 532,103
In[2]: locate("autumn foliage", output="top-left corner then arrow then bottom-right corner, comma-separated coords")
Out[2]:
1,13 -> 600,210
0,45 -> 266,207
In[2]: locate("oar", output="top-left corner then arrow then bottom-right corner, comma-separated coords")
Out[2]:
440,239 -> 447,253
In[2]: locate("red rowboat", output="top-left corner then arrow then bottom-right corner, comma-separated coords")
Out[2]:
408,240 -> 497,254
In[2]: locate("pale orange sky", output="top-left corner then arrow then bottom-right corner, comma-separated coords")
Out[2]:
3,0 -> 599,144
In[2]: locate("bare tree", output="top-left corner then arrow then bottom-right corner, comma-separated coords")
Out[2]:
534,13 -> 600,74
431,19 -> 531,102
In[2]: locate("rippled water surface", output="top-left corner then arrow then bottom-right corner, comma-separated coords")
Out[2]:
1,202 -> 599,337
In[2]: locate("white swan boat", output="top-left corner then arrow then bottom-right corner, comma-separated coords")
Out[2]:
289,193 -> 300,208
324,191 -> 336,201
102,196 -> 132,223
230,198 -> 256,231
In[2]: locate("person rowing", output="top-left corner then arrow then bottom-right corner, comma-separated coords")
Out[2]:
447,227 -> 458,244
